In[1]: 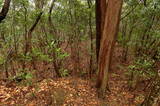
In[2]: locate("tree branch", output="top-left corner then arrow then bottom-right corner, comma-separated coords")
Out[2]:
48,0 -> 56,34
0,0 -> 11,23
29,12 -> 43,34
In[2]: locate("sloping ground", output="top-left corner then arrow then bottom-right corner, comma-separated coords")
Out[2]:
0,77 -> 99,106
0,72 -> 144,106
107,70 -> 145,106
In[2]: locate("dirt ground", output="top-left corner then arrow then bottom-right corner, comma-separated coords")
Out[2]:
0,71 -> 145,106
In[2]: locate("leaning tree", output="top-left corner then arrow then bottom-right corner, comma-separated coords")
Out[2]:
0,0 -> 11,23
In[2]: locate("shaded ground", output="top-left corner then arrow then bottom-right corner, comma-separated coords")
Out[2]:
0,77 -> 99,106
0,71 -> 144,106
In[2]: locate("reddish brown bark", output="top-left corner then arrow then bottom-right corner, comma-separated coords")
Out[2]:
96,0 -> 107,61
96,0 -> 123,98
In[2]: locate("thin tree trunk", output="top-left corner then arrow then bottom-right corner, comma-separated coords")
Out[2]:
24,12 -> 43,55
87,0 -> 93,78
124,25 -> 134,61
22,4 -> 28,70
48,0 -> 61,77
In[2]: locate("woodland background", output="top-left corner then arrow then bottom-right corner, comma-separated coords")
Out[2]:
0,0 -> 160,105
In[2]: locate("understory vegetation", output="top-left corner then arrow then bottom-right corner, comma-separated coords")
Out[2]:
0,0 -> 160,105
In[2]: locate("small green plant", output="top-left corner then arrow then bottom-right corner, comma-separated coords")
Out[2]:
11,70 -> 33,86
128,56 -> 155,76
31,48 -> 53,62
127,56 -> 156,89
59,69 -> 69,77
0,56 -> 5,65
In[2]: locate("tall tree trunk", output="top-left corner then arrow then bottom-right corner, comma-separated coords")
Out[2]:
96,0 -> 107,61
96,0 -> 123,98
0,0 -> 11,23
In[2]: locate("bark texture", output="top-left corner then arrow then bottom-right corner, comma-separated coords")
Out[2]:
96,0 -> 123,98
96,0 -> 107,61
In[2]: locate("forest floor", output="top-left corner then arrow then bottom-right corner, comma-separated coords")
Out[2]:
0,70 -> 145,106
0,46 -> 146,106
